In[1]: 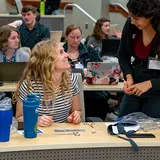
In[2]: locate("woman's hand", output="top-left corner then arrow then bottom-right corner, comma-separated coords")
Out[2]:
67,111 -> 81,124
128,80 -> 152,96
84,68 -> 88,77
113,29 -> 122,39
38,115 -> 53,127
123,77 -> 134,95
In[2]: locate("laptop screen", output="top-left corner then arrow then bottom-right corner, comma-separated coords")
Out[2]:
101,39 -> 120,57
14,0 -> 23,14
0,62 -> 26,82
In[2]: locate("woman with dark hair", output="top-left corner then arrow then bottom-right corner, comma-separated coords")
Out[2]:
86,18 -> 121,53
118,0 -> 160,118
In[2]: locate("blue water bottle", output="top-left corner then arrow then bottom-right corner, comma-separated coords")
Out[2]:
23,94 -> 40,138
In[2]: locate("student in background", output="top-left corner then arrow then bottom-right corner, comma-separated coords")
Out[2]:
14,40 -> 81,127
8,11 -> 41,29
63,24 -> 110,121
0,25 -> 29,117
18,5 -> 50,49
86,18 -> 121,54
118,0 -> 160,118
0,25 -> 29,62
46,0 -> 61,15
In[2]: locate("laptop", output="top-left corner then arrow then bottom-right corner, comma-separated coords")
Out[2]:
85,62 -> 121,85
50,31 -> 63,42
101,39 -> 120,57
14,0 -> 23,14
0,62 -> 26,83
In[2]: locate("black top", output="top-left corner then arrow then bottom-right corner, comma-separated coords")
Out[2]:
118,18 -> 160,92
18,22 -> 50,49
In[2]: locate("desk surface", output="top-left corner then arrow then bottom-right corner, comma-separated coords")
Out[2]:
0,123 -> 160,153
83,82 -> 123,91
0,82 -> 124,92
0,83 -> 17,92
0,14 -> 65,18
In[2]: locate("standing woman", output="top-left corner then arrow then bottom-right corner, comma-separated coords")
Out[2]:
63,24 -> 110,121
0,25 -> 29,62
118,0 -> 160,118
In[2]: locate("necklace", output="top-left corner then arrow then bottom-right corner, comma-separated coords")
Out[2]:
68,50 -> 79,61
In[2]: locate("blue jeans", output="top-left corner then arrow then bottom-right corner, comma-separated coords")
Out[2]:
119,94 -> 160,118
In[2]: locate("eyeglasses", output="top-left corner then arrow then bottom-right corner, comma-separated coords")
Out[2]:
68,36 -> 81,41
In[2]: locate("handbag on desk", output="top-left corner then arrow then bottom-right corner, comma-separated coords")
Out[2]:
107,122 -> 140,151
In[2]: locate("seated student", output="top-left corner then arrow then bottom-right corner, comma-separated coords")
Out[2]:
0,25 -> 29,117
14,40 -> 81,127
63,24 -> 110,121
86,18 -> 122,54
8,11 -> 41,28
18,5 -> 50,49
0,25 -> 29,62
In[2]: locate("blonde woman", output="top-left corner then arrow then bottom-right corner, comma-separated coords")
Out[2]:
14,39 -> 81,127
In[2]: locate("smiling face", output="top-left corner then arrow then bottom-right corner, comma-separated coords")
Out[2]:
129,12 -> 152,30
66,29 -> 82,48
7,31 -> 20,49
55,44 -> 70,73
101,21 -> 110,36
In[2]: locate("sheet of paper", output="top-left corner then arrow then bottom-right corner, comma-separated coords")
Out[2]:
124,124 -> 140,132
17,129 -> 44,135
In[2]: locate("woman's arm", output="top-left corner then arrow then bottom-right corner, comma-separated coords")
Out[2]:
16,98 -> 53,127
87,45 -> 102,62
72,94 -> 81,112
117,18 -> 133,80
16,98 -> 24,122
8,20 -> 23,28
67,94 -> 82,124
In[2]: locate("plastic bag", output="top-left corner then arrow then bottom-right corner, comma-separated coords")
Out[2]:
0,97 -> 18,133
11,117 -> 18,134
116,112 -> 160,131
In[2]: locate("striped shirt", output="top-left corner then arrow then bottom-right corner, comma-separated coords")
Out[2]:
19,73 -> 80,122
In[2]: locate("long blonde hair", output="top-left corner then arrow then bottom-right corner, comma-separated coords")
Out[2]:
13,39 -> 72,102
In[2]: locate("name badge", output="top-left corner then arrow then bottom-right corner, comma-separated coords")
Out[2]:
75,62 -> 84,69
148,57 -> 160,70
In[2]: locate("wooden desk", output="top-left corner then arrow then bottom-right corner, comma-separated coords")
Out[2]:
0,83 -> 17,92
0,82 -> 124,92
0,14 -> 65,31
83,82 -> 123,92
0,123 -> 160,160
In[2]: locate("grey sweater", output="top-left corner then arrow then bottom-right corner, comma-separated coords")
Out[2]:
0,48 -> 30,62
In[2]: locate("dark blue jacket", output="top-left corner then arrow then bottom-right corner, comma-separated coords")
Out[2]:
63,42 -> 102,68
